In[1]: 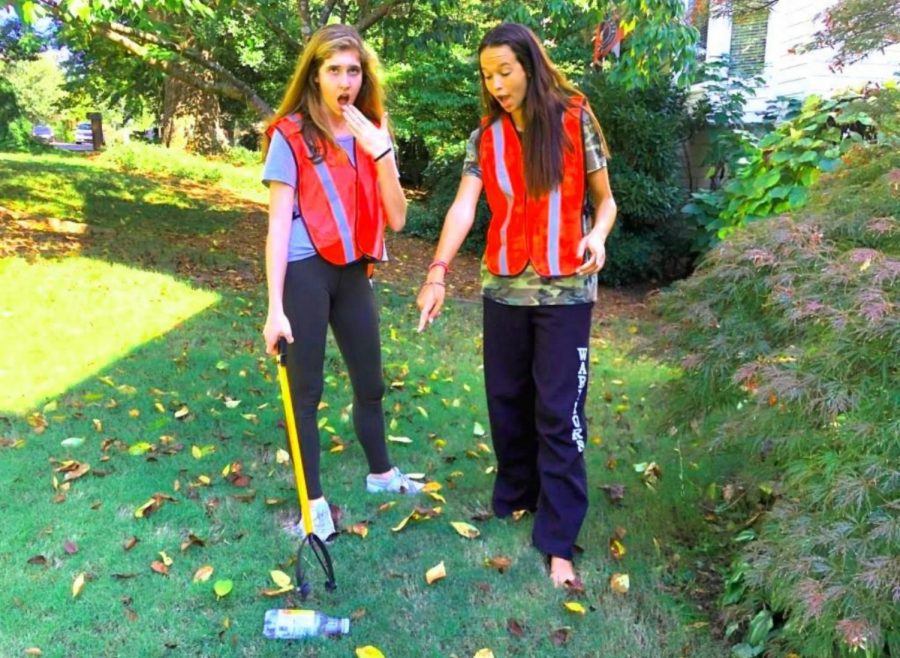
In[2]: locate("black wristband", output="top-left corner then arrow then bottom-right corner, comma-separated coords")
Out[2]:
374,147 -> 393,162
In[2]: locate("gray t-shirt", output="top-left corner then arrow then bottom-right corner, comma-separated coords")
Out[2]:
262,131 -> 358,263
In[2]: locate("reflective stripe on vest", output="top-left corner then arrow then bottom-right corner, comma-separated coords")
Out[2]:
491,120 -> 514,276
288,116 -> 357,264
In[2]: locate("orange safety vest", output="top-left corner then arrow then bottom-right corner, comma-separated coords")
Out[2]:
267,113 -> 385,266
479,96 -> 586,277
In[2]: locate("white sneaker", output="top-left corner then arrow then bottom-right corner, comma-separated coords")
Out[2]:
284,498 -> 337,542
365,467 -> 425,495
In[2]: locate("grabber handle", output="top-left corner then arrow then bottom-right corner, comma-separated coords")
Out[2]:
275,337 -> 314,536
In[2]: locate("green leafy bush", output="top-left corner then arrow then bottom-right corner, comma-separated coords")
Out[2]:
685,85 -> 899,247
646,144 -> 899,656
583,75 -> 696,284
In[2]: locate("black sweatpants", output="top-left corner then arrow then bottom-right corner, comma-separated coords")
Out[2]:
483,298 -> 593,560
282,256 -> 392,498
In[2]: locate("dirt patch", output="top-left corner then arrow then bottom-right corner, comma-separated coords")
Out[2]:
2,203 -> 658,320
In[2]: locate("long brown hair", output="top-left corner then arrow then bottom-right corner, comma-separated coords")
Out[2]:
263,24 -> 385,161
478,23 -> 608,196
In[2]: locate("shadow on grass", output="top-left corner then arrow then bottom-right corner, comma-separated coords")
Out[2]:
0,152 -> 265,289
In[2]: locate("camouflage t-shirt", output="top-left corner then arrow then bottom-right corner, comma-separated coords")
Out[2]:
463,108 -> 608,306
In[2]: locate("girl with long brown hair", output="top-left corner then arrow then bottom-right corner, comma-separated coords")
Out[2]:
417,23 -> 617,586
263,24 -> 423,542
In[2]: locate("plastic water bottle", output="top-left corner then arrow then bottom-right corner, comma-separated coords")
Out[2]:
263,609 -> 350,640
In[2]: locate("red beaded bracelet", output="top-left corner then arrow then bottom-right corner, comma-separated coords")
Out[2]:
428,260 -> 450,273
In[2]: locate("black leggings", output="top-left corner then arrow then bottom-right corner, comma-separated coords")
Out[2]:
282,256 -> 391,498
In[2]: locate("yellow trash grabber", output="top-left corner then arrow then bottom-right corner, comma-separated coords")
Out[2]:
276,337 -> 336,598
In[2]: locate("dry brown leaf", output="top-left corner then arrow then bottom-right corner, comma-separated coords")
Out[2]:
610,572 -> 630,594
506,618 -> 525,637
150,561 -> 169,576
485,556 -> 512,573
193,565 -> 214,583
123,536 -> 139,551
348,523 -> 369,539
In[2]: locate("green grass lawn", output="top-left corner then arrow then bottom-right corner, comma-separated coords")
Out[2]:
0,146 -> 733,657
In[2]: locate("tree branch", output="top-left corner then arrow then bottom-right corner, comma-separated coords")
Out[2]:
318,0 -> 340,28
243,4 -> 302,55
100,21 -> 273,118
356,0 -> 406,33
298,0 -> 312,43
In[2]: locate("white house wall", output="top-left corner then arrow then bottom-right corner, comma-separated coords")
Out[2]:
699,0 -> 900,121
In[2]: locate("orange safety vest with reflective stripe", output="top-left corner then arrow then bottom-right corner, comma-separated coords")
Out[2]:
267,113 -> 385,266
479,96 -> 586,277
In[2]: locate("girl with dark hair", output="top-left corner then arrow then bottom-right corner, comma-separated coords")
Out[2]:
417,23 -> 617,586
263,24 -> 423,542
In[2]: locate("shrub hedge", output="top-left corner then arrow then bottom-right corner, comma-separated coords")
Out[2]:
646,142 -> 899,656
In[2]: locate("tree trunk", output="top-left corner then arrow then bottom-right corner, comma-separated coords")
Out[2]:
161,66 -> 226,154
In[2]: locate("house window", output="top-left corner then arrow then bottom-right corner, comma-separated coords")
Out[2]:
729,10 -> 768,75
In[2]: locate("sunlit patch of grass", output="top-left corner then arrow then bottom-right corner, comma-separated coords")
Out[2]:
0,256 -> 219,414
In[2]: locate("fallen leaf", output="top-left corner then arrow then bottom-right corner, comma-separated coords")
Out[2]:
485,556 -> 511,573
609,538 -> 626,560
377,501 -> 396,513
63,541 -> 78,555
450,521 -> 480,539
473,650 -> 495,658
224,397 -> 241,409
355,647 -> 385,658
111,573 -> 138,580
387,435 -> 412,444
551,627 -> 572,646
600,484 -> 625,505
150,561 -> 169,576
193,565 -> 214,583
422,481 -> 442,493
270,570 -> 292,589
72,572 -> 86,598
425,561 -> 446,585
24,648 -> 42,656
62,462 -> 90,482
180,534 -> 205,552
614,526 -> 627,540
427,491 -> 447,503
506,618 -> 525,637
472,421 -> 486,437
213,579 -> 233,599
348,523 -> 369,539
610,572 -> 630,594
60,437 -> 84,448
174,405 -> 190,419
563,601 -> 586,615
275,448 -> 290,465
511,510 -> 528,521
27,555 -> 48,566
128,442 -> 154,456
123,537 -> 139,551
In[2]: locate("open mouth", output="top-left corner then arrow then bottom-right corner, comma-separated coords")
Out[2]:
337,94 -> 351,106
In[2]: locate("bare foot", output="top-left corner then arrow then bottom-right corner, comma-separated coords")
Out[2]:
549,556 -> 576,587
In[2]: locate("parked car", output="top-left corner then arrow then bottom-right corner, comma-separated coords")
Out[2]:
74,121 -> 93,144
31,124 -> 54,143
